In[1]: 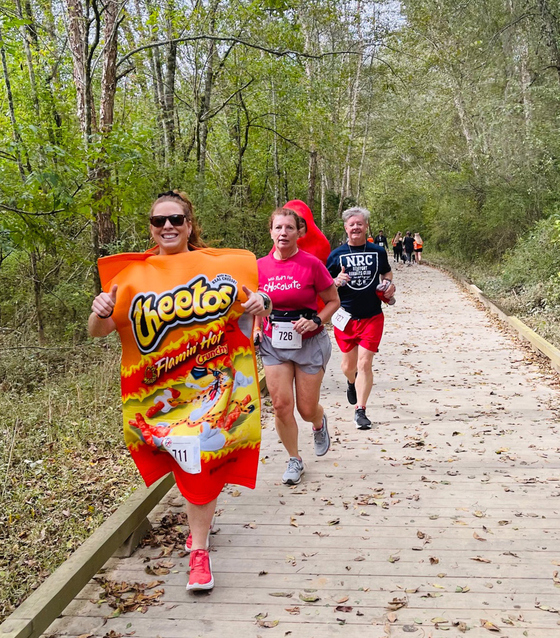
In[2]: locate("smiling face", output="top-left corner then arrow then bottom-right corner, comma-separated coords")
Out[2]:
270,214 -> 299,253
344,214 -> 368,246
150,201 -> 192,255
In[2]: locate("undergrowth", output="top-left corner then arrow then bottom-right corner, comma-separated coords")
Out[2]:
428,217 -> 560,350
0,339 -> 140,622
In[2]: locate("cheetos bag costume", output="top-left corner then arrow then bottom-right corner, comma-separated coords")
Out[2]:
98,248 -> 261,505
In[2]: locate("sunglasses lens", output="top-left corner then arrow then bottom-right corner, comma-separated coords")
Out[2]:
169,215 -> 186,226
150,215 -> 186,227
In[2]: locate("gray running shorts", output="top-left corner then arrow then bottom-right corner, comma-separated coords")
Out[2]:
260,329 -> 332,375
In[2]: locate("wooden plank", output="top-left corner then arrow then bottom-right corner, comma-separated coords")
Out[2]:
0,474 -> 175,638
37,265 -> 560,637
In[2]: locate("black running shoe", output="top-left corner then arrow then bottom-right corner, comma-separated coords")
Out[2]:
346,381 -> 357,405
354,408 -> 372,430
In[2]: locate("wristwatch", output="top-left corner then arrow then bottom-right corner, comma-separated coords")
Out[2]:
311,315 -> 322,327
258,292 -> 272,311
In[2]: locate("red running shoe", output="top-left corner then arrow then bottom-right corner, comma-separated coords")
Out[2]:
187,549 -> 214,591
185,528 -> 211,553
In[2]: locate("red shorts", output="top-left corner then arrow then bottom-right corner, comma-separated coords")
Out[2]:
334,313 -> 384,353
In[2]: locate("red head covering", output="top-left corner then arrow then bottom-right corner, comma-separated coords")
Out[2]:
284,199 -> 331,265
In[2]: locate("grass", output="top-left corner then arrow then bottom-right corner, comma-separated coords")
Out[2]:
0,338 -> 141,622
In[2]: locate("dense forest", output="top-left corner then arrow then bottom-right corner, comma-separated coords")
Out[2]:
3,0 -> 560,621
2,0 -> 560,344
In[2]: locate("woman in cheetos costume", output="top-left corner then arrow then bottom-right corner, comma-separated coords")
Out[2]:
88,191 -> 271,592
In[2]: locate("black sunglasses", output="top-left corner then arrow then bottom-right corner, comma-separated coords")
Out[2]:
149,214 -> 188,228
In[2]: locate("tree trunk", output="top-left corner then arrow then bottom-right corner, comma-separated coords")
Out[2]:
537,0 -> 560,86
197,0 -> 220,177
15,0 -> 40,119
163,19 -> 178,160
0,27 -> 26,181
65,0 -> 88,139
30,251 -> 46,346
307,151 -> 318,210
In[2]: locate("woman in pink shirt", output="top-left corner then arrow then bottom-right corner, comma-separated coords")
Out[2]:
257,208 -> 339,485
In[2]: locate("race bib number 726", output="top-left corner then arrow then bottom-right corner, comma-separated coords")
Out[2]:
271,322 -> 303,349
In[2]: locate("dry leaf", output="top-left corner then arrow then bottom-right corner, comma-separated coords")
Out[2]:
387,612 -> 397,623
335,605 -> 353,613
480,619 -> 501,632
471,556 -> 492,563
473,532 -> 487,541
387,596 -> 408,610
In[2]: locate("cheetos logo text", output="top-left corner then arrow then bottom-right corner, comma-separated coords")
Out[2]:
130,275 -> 237,353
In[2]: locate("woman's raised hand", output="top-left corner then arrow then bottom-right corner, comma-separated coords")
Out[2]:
241,285 -> 266,316
92,284 -> 118,319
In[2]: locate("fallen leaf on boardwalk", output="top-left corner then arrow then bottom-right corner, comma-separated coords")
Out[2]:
473,511 -> 485,518
387,596 -> 407,610
417,530 -> 426,539
455,585 -> 470,593
102,632 -> 123,638
498,520 -> 510,526
258,570 -> 268,576
471,556 -> 492,563
354,555 -> 366,561
289,517 -> 298,527
431,617 -> 447,624
255,612 -> 268,620
78,634 -> 94,638
335,595 -> 349,603
421,592 -> 442,598
231,489 -> 241,497
145,560 -> 174,576
405,587 -> 420,593
480,619 -> 501,631
285,606 -> 300,615
429,556 -> 439,565
501,618 -> 514,625
388,554 -> 400,563
328,519 -> 340,526
140,512 -> 187,552
452,621 -> 468,632
473,532 -> 487,541
256,619 -> 279,628
269,592 -> 293,597
535,601 -> 559,613
244,522 -> 257,529
554,571 -> 560,584
335,605 -> 353,612
313,531 -> 328,537
299,592 -> 320,602
387,612 -> 397,623
502,551 -> 519,557
94,578 -> 164,614
432,583 -> 445,589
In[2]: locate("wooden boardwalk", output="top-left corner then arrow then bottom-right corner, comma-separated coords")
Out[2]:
44,264 -> 560,637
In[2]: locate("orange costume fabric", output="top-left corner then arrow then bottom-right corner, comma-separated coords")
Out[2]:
98,248 -> 261,505
285,199 -> 331,265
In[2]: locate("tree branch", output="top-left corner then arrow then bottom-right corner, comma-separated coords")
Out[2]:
201,78 -> 254,122
117,35 -> 363,69
0,203 -> 65,216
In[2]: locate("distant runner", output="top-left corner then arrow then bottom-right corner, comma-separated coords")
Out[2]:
403,231 -> 415,265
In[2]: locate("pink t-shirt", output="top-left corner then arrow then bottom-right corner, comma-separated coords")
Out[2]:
258,249 -> 333,339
